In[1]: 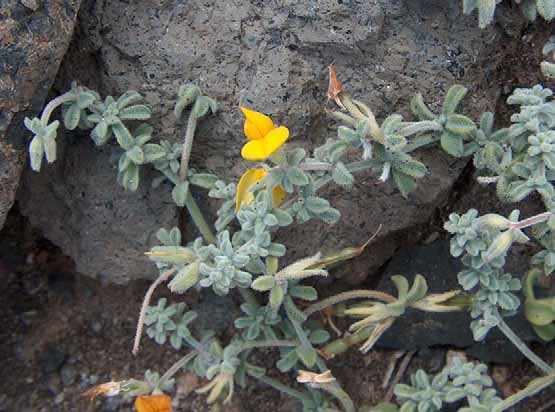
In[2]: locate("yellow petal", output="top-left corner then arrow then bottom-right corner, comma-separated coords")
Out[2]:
236,168 -> 267,211
241,126 -> 289,160
135,394 -> 172,412
272,185 -> 286,208
241,107 -> 274,141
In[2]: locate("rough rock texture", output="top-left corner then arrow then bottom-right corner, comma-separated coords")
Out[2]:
18,0 -> 523,283
0,0 -> 81,228
375,240 -> 538,364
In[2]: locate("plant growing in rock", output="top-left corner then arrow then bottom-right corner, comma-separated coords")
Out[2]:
26,61 -> 555,412
462,0 -> 555,28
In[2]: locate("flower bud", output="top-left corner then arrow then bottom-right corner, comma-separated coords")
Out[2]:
168,260 -> 200,293
477,214 -> 511,230
483,230 -> 514,262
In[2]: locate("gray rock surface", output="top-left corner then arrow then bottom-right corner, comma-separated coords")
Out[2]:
0,0 -> 81,228
18,0 -> 523,283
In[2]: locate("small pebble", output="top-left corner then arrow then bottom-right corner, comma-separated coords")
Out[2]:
60,364 -> 77,387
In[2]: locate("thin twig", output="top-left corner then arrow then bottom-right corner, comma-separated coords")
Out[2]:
132,268 -> 176,355
382,350 -> 406,389
385,350 -> 416,401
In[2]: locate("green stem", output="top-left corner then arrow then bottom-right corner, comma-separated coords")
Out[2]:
249,372 -> 312,403
495,311 -> 554,374
179,112 -> 198,182
304,290 -> 396,318
158,350 -> 198,389
403,134 -> 440,153
40,93 -> 75,124
160,169 -> 216,244
239,339 -> 298,352
318,383 -> 356,412
183,191 -> 216,244
320,327 -> 373,359
491,374 -> 555,412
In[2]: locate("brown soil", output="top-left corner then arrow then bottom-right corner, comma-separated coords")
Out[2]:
1,206 -> 554,412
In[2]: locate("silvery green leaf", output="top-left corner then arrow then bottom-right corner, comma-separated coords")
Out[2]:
332,161 -> 354,186
289,285 -> 317,301
91,120 -> 109,145
309,329 -> 330,344
63,104 -> 81,130
319,207 -> 341,224
169,227 -> 182,245
112,122 -> 134,150
119,104 -> 151,120
251,275 -> 275,291
392,170 -> 416,198
338,125 -> 359,142
287,148 -> 306,166
287,167 -> 309,186
382,114 -> 403,135
144,144 -> 166,162
267,242 -> 286,257
393,155 -> 427,178
192,95 -> 211,119
168,261 -> 200,293
116,90 -> 143,109
127,146 -> 145,164
305,196 -> 330,214
29,136 -> 44,171
24,117 -> 39,133
119,153 -> 131,172
410,94 -> 436,121
477,0 -> 497,28
269,284 -> 285,308
42,135 -> 57,164
175,84 -> 201,119
440,131 -> 464,157
537,0 -> 555,20
276,349 -> 298,372
189,173 -> 219,189
170,333 -> 182,350
122,162 -> 140,191
445,114 -> 476,135
172,182 -> 189,207
77,91 -> 97,109
272,209 -> 293,226
284,296 -> 307,323
541,61 -> 555,79
295,346 -> 317,368
442,85 -> 468,115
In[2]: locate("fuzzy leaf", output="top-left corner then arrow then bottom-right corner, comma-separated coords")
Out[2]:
295,346 -> 317,368
172,182 -> 190,207
410,94 -> 436,121
127,146 -> 145,164
440,131 -> 464,157
445,114 -> 476,135
119,104 -> 151,120
64,104 -> 81,130
442,85 -> 468,115
251,275 -> 276,292
332,161 -> 354,186
29,136 -> 44,171
537,0 -> 555,20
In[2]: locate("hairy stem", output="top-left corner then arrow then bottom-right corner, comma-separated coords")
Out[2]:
403,134 -> 440,153
318,382 -> 356,412
132,268 -> 176,355
183,191 -> 216,244
491,374 -> 555,412
179,112 -> 198,182
240,339 -> 298,351
158,350 -> 198,389
495,311 -> 554,374
511,211 -> 552,231
249,372 -> 312,403
304,290 -> 396,318
40,93 -> 75,124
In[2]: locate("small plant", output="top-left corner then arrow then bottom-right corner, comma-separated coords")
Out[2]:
25,19 -> 555,412
462,0 -> 555,28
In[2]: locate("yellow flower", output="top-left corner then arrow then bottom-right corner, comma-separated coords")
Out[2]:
236,168 -> 286,211
240,107 -> 289,160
